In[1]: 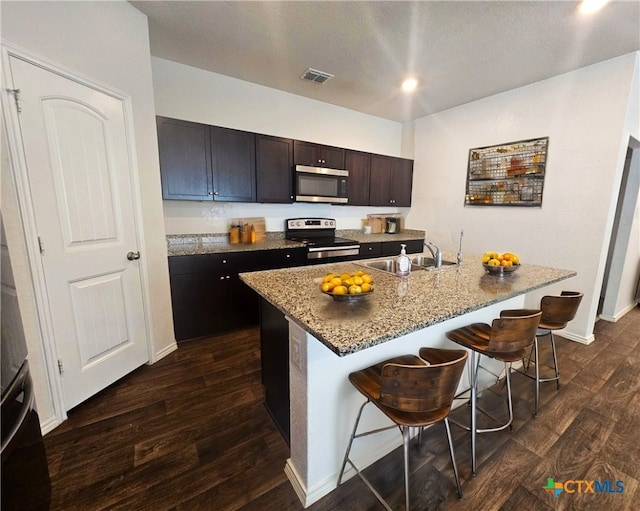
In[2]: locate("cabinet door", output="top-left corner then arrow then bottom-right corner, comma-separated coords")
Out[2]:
256,135 -> 294,203
294,140 -> 345,169
369,154 -> 392,206
319,145 -> 345,169
210,126 -> 256,202
359,242 -> 382,259
390,158 -> 413,206
345,150 -> 370,206
157,117 -> 213,200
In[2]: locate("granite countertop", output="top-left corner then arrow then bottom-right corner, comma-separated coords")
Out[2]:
166,229 -> 425,256
239,254 -> 576,357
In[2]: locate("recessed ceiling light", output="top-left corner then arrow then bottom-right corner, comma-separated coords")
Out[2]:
402,78 -> 418,92
579,0 -> 610,14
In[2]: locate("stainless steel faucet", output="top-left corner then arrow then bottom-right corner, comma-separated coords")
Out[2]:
424,241 -> 442,268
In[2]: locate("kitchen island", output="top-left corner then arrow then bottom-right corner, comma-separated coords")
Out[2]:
240,257 -> 576,507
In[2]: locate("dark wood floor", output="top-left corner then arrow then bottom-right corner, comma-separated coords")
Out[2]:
44,306 -> 640,510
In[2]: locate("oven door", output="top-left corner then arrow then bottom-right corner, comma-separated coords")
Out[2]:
295,165 -> 348,203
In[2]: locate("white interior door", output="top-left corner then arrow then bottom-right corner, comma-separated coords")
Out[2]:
7,56 -> 149,410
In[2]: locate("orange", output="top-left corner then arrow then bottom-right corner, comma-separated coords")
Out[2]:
348,285 -> 362,295
500,260 -> 513,267
361,282 -> 372,293
321,282 -> 334,292
361,274 -> 373,284
330,277 -> 342,287
352,276 -> 364,286
354,270 -> 364,277
322,273 -> 335,284
333,285 -> 348,295
340,273 -> 352,281
343,278 -> 354,287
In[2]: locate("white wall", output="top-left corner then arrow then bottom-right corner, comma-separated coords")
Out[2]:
0,1 -> 175,429
407,52 -> 640,343
152,57 -> 407,233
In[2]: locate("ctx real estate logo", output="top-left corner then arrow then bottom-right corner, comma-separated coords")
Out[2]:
544,478 -> 624,498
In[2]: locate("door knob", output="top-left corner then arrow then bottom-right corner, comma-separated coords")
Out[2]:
127,251 -> 140,260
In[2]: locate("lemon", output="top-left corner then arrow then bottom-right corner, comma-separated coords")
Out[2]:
361,282 -> 372,293
348,285 -> 362,295
333,285 -> 348,295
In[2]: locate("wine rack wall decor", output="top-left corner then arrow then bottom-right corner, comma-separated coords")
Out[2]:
465,137 -> 548,207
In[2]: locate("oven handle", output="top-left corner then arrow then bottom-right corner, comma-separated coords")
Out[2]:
1,361 -> 35,454
307,244 -> 360,253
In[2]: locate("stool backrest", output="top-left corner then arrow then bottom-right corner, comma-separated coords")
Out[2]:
540,291 -> 583,327
487,309 -> 542,353
379,349 -> 468,413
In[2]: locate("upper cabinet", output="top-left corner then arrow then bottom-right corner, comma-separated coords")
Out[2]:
294,140 -> 345,170
157,116 -> 413,206
210,126 -> 256,202
157,117 -> 213,200
256,135 -> 294,203
345,150 -> 371,206
369,155 -> 413,207
158,117 -> 256,202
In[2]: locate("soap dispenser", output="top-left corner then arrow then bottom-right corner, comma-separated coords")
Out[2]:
396,243 -> 411,277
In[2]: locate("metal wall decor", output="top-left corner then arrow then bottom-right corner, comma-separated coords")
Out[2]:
465,137 -> 549,207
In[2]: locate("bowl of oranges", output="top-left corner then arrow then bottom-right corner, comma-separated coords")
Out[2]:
481,252 -> 521,276
320,271 -> 374,302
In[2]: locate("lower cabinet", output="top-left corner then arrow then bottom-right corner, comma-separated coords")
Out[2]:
168,239 -> 423,342
169,248 -> 306,341
260,298 -> 291,444
380,239 -> 423,256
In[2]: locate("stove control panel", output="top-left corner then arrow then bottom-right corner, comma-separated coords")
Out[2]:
286,218 -> 335,230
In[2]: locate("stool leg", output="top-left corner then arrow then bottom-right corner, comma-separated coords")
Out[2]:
338,399 -> 368,485
444,418 -> 464,499
550,332 -> 560,390
505,362 -> 514,429
534,337 -> 540,417
402,426 -> 411,511
470,351 -> 479,476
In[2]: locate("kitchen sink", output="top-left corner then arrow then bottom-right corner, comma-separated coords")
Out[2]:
411,256 -> 458,270
360,259 -> 424,274
359,256 -> 457,275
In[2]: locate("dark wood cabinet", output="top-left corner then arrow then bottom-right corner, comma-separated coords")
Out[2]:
359,242 -> 382,259
369,155 -> 414,207
345,150 -> 371,206
294,140 -> 345,170
157,116 -> 414,206
210,126 -> 256,202
169,247 -> 307,341
256,135 -> 294,203
158,117 -> 256,202
157,117 -> 213,200
260,297 -> 291,444
380,239 -> 423,256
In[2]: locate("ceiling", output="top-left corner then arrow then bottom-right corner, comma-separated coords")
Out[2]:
130,1 -> 640,122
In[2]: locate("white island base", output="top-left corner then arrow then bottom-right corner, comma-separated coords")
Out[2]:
284,295 -> 526,508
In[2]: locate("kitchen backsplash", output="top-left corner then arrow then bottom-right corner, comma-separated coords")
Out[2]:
163,200 -> 407,235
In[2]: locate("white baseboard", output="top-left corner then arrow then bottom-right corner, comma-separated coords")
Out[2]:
556,330 -> 595,345
599,303 -> 638,323
150,341 -> 178,363
285,433 -> 402,508
40,415 -> 62,435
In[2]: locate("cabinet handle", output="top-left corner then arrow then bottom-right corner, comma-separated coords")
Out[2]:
208,191 -> 213,195
286,254 -> 290,258
214,191 -> 219,196
222,259 -> 227,264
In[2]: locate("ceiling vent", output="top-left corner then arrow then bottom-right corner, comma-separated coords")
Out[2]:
301,68 -> 334,84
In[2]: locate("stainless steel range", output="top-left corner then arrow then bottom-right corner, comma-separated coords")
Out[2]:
285,218 -> 360,261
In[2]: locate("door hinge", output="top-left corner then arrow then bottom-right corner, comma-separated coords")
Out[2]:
6,88 -> 22,113
38,236 -> 44,254
57,359 -> 64,375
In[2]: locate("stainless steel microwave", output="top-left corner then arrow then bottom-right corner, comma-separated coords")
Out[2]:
295,165 -> 348,203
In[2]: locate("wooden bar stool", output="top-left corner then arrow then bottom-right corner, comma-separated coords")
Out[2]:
520,291 -> 583,416
446,309 -> 541,475
337,348 -> 468,511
